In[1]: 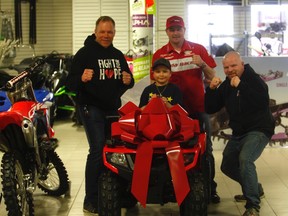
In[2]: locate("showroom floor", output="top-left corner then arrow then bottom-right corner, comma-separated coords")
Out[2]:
0,119 -> 288,216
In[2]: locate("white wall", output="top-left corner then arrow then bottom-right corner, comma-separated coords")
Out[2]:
0,0 -> 72,64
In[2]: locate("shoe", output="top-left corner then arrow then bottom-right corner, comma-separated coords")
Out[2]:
242,208 -> 259,216
210,193 -> 220,204
234,191 -> 265,202
83,203 -> 98,215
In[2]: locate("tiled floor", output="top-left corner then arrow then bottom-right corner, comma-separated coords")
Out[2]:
1,119 -> 288,216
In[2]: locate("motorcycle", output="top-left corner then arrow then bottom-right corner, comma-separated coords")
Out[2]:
0,58 -> 69,215
98,97 -> 209,215
0,52 -> 78,125
43,51 -> 80,124
0,79 -> 54,111
0,57 -> 55,125
23,51 -> 79,124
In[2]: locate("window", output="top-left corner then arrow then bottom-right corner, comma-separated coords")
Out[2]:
250,5 -> 288,56
187,5 -> 234,56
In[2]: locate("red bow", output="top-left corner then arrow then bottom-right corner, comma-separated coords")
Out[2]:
112,98 -> 200,207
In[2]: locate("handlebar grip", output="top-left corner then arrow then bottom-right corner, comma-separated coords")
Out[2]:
5,58 -> 46,89
6,71 -> 29,89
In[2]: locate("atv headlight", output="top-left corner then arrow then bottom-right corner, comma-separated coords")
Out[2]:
107,153 -> 128,168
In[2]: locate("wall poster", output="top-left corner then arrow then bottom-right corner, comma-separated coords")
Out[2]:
129,0 -> 155,83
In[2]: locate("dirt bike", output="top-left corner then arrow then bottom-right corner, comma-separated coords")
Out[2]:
41,51 -> 75,118
1,52 -> 79,124
31,51 -> 79,124
98,97 -> 209,216
0,71 -> 54,114
0,58 -> 69,215
0,57 -> 55,127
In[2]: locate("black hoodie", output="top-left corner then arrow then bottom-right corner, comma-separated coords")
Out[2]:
205,64 -> 275,138
66,34 -> 134,111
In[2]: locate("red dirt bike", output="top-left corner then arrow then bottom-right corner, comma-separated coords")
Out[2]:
0,58 -> 69,215
99,97 -> 209,216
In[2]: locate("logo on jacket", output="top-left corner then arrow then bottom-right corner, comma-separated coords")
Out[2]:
98,59 -> 121,80
170,57 -> 198,72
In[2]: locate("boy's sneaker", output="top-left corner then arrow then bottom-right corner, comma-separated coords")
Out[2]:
242,208 -> 259,216
83,203 -> 98,215
234,192 -> 265,202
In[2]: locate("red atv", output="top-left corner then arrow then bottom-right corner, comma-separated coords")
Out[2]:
99,97 -> 209,216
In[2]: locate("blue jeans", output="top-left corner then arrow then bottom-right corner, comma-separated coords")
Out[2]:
78,104 -> 118,206
221,131 -> 269,210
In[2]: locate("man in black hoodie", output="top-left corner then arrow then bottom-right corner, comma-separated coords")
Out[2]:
66,16 -> 134,214
205,51 -> 275,216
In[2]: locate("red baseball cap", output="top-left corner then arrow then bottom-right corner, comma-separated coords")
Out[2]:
166,16 -> 185,29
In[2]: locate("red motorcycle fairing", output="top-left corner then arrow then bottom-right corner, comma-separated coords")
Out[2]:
0,101 -> 54,138
103,98 -> 206,207
0,101 -> 36,129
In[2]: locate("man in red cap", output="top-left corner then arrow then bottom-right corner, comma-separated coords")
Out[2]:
151,15 -> 220,204
166,15 -> 185,29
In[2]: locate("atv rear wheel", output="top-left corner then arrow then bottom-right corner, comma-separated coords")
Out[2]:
180,171 -> 208,216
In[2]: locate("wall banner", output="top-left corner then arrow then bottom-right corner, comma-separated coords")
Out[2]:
129,0 -> 155,83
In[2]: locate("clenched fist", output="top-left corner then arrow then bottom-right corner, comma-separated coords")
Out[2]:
82,69 -> 94,82
122,71 -> 132,85
230,76 -> 240,87
210,77 -> 222,90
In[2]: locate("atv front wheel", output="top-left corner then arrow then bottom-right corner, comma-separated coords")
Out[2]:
99,170 -> 122,216
180,171 -> 208,216
202,152 -> 212,204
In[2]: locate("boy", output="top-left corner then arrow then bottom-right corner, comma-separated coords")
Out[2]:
139,58 -> 183,109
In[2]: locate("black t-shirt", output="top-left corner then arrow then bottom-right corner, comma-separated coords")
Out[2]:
139,82 -> 183,108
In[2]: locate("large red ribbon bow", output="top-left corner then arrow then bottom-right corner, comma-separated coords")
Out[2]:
111,98 -> 200,207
